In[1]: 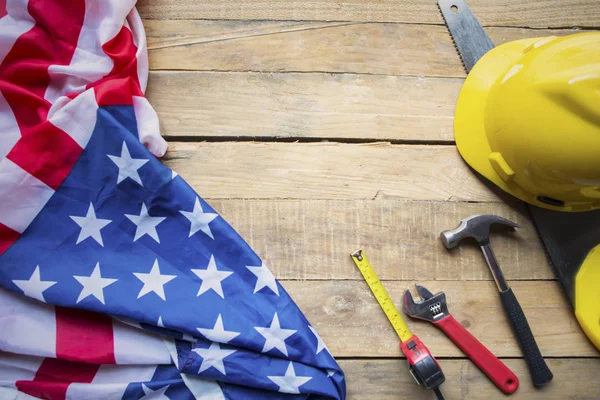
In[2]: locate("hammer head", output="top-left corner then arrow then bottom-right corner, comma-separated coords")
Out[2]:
440,214 -> 520,248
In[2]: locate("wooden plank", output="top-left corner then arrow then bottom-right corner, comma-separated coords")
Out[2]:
146,72 -> 460,141
164,142 -> 499,201
146,21 -> 582,76
286,280 -> 597,357
137,0 -> 600,28
340,359 -> 600,399
145,20 -> 354,50
210,199 -> 550,281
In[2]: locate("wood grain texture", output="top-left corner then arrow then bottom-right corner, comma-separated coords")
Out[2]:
145,20 -> 354,50
340,359 -> 600,399
164,142 -> 499,201
146,72 -> 460,141
286,280 -> 597,357
137,0 -> 600,28
146,21 -> 582,76
209,199 -> 549,280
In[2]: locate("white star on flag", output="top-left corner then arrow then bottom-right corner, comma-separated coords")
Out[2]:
246,262 -> 279,296
308,325 -> 331,355
140,383 -> 170,399
73,262 -> 117,304
268,362 -> 312,394
254,312 -> 297,356
70,203 -> 111,246
180,197 -> 218,239
157,316 -> 165,327
107,141 -> 149,186
133,259 -> 176,301
12,266 -> 56,303
125,203 -> 166,243
197,314 -> 240,343
171,170 -> 178,179
193,342 -> 237,375
191,255 -> 233,299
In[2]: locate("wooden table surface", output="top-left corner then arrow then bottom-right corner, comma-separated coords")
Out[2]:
137,1 -> 600,398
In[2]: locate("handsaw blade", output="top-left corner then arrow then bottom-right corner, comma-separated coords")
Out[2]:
438,0 -> 495,73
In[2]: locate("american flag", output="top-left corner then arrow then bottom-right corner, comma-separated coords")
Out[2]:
0,1 -> 346,399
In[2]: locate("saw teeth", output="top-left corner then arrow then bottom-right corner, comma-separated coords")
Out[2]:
437,2 -> 469,75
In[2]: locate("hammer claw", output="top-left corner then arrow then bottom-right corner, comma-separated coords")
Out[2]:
440,214 -> 520,249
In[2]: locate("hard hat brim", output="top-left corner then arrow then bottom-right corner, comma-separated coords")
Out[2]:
453,38 -> 555,207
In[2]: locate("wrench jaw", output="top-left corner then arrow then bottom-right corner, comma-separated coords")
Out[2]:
416,284 -> 435,300
403,285 -> 449,322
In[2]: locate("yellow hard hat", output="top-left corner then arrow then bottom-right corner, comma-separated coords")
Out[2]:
454,32 -> 600,212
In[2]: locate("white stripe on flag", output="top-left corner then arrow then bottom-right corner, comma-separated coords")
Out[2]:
0,0 -> 35,65
0,288 -> 57,358
133,96 -> 168,157
0,386 -> 38,400
181,374 -> 227,400
0,0 -> 35,160
0,352 -> 43,386
48,88 -> 99,149
0,159 -> 54,234
66,364 -> 157,400
91,364 -> 158,384
112,319 -> 172,365
44,0 -> 138,103
0,90 -> 20,161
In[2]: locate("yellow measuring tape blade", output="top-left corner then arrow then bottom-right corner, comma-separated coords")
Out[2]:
351,249 -> 413,342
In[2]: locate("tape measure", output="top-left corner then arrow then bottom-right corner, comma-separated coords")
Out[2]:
351,249 -> 446,399
350,249 -> 412,342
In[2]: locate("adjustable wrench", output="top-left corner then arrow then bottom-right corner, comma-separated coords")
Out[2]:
404,284 -> 519,394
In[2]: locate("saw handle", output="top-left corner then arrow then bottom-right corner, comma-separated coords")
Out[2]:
499,288 -> 553,387
433,315 -> 519,394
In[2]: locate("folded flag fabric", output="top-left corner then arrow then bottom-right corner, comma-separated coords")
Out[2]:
0,1 -> 346,399
0,287 -> 225,400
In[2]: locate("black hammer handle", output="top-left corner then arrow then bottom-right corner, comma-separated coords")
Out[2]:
499,288 -> 553,387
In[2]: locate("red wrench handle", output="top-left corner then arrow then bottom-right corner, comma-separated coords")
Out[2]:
433,315 -> 519,394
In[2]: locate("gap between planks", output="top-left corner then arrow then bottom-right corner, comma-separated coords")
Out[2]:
161,136 -> 456,146
163,142 -> 505,202
145,21 -> 587,76
335,355 -> 600,360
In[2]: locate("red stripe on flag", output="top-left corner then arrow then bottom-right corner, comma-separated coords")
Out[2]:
55,306 -> 116,365
0,0 -> 85,132
0,222 -> 19,255
0,0 -> 7,19
6,122 -> 82,190
92,26 -> 143,106
14,307 -> 116,399
16,358 -> 100,400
